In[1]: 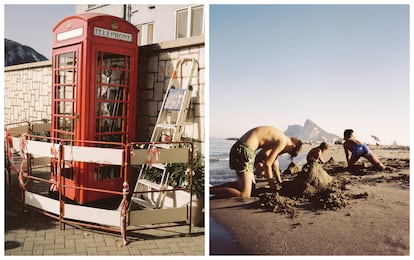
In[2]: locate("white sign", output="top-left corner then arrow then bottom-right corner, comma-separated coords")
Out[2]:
93,27 -> 132,42
57,27 -> 83,41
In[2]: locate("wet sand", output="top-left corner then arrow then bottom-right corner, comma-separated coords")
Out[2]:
210,144 -> 409,255
209,217 -> 246,255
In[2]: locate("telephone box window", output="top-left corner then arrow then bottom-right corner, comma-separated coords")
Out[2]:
95,52 -> 130,143
53,51 -> 78,141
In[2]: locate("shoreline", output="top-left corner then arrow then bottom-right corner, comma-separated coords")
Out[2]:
209,216 -> 246,255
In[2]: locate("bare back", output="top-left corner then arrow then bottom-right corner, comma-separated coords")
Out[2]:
307,147 -> 321,162
239,126 -> 288,151
343,138 -> 361,152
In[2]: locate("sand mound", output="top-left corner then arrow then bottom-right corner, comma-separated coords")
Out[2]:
260,192 -> 300,218
283,162 -> 334,198
295,162 -> 333,197
261,162 -> 352,214
282,161 -> 302,175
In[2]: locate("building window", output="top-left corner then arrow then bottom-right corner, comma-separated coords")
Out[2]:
176,5 -> 204,39
87,4 -> 104,10
137,23 -> 154,46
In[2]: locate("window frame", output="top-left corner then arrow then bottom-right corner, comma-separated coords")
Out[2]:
175,5 -> 204,39
137,22 -> 154,46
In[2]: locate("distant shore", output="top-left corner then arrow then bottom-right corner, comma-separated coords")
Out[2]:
210,144 -> 409,255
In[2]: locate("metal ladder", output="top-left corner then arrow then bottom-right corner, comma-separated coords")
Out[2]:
130,58 -> 197,209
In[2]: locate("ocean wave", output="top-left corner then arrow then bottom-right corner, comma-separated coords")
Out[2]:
209,175 -> 236,186
210,157 -> 229,162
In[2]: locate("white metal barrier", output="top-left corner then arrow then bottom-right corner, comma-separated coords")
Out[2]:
5,128 -> 194,246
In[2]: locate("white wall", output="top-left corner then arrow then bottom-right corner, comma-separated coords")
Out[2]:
75,4 -> 195,44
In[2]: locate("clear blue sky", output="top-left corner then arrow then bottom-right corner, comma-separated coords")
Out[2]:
4,4 -> 76,59
210,5 -> 410,145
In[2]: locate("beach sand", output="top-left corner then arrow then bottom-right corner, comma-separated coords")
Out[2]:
210,144 -> 409,255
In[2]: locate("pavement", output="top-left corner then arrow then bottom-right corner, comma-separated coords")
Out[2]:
4,196 -> 205,256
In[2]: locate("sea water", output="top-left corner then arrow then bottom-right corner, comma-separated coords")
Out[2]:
209,138 -> 307,185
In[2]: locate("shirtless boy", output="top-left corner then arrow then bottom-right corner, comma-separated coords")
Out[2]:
307,142 -> 331,164
343,129 -> 385,171
210,126 -> 303,198
254,147 -> 279,180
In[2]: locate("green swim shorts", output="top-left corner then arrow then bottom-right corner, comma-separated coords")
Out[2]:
229,141 -> 255,174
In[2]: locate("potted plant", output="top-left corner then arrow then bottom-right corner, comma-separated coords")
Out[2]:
140,151 -> 205,227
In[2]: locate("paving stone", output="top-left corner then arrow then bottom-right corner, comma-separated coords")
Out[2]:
5,197 -> 205,256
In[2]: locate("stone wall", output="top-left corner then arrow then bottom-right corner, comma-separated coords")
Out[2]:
4,36 -> 205,152
4,60 -> 52,126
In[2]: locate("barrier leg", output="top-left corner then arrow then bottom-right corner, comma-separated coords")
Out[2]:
119,182 -> 129,246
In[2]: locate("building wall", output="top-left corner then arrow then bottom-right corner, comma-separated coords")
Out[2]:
4,36 -> 205,153
136,36 -> 205,152
4,60 -> 52,126
75,4 -> 192,44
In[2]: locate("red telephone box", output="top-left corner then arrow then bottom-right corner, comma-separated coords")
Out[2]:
51,13 -> 138,204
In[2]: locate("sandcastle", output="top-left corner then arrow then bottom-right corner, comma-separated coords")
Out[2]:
288,162 -> 334,198
261,162 -> 350,215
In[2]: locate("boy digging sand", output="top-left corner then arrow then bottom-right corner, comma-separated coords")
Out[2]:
306,142 -> 332,164
210,126 -> 302,198
343,129 -> 385,171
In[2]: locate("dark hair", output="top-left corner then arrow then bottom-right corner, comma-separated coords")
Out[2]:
344,129 -> 354,139
289,137 -> 303,158
319,142 -> 328,150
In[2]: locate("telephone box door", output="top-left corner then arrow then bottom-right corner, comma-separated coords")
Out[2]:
52,45 -> 81,141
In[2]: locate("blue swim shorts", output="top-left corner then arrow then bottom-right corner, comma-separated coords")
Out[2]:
351,144 -> 371,158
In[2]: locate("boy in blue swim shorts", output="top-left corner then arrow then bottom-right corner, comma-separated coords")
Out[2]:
343,129 -> 385,171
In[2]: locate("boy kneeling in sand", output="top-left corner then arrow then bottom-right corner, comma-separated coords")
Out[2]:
210,126 -> 302,198
306,142 -> 333,164
343,129 -> 385,171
